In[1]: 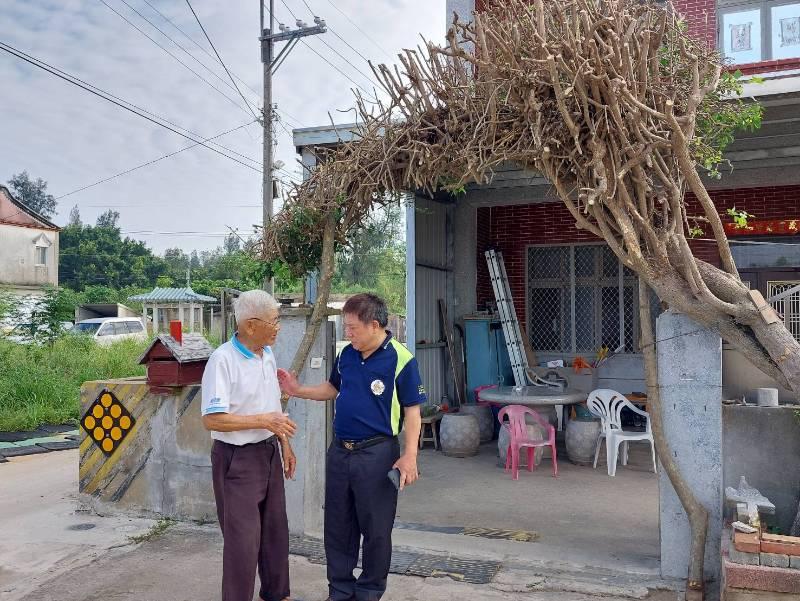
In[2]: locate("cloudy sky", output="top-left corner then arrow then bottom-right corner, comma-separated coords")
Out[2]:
0,1 -> 446,255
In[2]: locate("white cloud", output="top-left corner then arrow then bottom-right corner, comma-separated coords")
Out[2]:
0,0 -> 445,253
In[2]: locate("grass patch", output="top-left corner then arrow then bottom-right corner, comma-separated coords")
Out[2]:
0,335 -> 149,431
128,518 -> 176,544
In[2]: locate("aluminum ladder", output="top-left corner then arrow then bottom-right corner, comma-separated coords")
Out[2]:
485,249 -> 529,387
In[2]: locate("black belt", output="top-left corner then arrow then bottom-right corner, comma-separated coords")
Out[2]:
335,435 -> 395,451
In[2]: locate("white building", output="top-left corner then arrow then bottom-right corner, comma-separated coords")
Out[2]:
0,184 -> 60,299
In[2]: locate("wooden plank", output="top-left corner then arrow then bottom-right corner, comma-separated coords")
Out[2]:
439,299 -> 465,408
749,289 -> 781,324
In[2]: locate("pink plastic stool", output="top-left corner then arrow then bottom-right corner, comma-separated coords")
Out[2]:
498,405 -> 558,480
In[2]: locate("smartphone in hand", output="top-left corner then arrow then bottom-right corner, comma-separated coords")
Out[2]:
387,468 -> 401,491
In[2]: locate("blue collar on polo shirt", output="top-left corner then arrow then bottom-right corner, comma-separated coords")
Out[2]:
231,332 -> 271,359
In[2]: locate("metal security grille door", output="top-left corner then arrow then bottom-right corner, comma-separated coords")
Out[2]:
768,280 -> 800,341
527,244 -> 638,354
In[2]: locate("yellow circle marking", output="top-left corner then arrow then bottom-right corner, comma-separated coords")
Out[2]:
110,404 -> 122,418
93,427 -> 104,441
102,416 -> 113,430
100,393 -> 113,407
84,415 -> 96,430
119,416 -> 131,430
92,405 -> 104,419
102,438 -> 114,452
110,427 -> 122,441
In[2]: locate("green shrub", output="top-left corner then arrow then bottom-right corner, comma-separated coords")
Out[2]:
0,335 -> 148,431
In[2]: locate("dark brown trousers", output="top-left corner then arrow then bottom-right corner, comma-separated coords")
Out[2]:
211,438 -> 290,601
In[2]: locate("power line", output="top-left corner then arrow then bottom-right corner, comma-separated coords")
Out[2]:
272,0 -> 370,94
98,0 -> 253,119
320,0 -> 393,60
139,0 -> 304,129
315,36 -> 379,89
56,121 -> 258,200
184,0 -> 261,122
298,0 -> 377,66
0,40 -> 262,167
118,0 -> 264,115
300,40 -> 371,95
1,42 -> 261,167
0,41 -> 261,173
140,0 -> 262,102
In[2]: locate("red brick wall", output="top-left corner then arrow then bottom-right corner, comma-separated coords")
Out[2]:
673,0 -> 716,49
476,203 -> 603,325
476,186 -> 800,321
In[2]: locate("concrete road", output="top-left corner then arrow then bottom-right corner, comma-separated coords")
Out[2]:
1,450 -> 679,601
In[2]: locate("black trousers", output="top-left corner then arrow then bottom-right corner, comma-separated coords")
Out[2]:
211,438 -> 290,601
325,437 -> 400,601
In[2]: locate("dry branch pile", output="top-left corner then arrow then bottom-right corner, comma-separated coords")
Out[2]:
261,0 -> 799,394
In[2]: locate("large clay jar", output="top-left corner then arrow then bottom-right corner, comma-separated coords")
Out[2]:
497,420 -> 545,468
458,404 -> 494,443
440,414 -> 480,457
565,417 -> 602,465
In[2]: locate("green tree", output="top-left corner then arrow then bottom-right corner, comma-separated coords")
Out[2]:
59,223 -> 166,291
7,171 -> 57,219
334,204 -> 406,314
68,205 -> 82,227
96,209 -> 120,229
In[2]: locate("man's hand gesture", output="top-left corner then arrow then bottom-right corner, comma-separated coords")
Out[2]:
277,368 -> 300,396
261,412 -> 297,438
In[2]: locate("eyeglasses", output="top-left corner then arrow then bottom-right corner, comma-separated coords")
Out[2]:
249,317 -> 280,328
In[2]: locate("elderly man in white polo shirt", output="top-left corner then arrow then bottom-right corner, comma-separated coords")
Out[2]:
201,289 -> 299,601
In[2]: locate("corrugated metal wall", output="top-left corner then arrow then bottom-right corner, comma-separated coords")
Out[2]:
414,197 -> 450,407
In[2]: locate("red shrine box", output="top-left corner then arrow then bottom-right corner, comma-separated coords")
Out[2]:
138,331 -> 214,391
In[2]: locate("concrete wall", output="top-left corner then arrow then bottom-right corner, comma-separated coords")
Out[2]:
723,404 -> 800,533
272,310 -> 334,536
0,223 -> 58,289
78,378 -> 216,521
723,345 -> 799,404
657,311 -> 724,588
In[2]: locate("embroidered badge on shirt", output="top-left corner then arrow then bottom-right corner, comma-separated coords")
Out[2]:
371,379 -> 385,395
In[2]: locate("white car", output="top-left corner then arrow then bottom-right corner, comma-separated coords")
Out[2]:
73,317 -> 148,345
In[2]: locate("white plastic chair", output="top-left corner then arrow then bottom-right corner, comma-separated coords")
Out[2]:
587,389 -> 657,477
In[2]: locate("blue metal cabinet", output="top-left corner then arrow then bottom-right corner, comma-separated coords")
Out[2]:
463,316 -> 514,402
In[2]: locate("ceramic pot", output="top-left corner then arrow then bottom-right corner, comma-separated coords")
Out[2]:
497,420 -> 545,467
565,418 -> 601,465
458,404 -> 494,443
440,414 -> 480,457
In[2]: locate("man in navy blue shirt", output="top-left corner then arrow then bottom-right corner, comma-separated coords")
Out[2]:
278,293 -> 425,601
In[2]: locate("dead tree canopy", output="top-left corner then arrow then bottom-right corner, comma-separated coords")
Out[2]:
261,0 -> 800,393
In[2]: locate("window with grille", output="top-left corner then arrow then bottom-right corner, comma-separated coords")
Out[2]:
527,244 -> 639,354
35,246 -> 47,266
768,280 -> 800,341
718,0 -> 800,64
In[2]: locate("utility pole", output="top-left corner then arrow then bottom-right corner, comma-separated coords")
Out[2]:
260,0 -> 326,292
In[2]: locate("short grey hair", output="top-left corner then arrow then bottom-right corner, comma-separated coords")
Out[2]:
233,289 -> 279,324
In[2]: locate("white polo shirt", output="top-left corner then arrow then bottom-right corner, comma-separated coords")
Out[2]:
201,334 -> 283,445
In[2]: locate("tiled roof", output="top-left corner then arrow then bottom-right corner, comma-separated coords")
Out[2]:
139,333 -> 215,364
127,287 -> 217,303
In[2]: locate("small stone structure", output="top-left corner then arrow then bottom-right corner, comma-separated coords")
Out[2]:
723,480 -> 800,599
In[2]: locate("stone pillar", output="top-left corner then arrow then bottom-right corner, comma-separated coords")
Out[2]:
657,311 -> 723,588
271,308 -> 333,536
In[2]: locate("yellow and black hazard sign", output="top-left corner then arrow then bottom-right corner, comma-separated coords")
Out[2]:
81,389 -> 135,456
